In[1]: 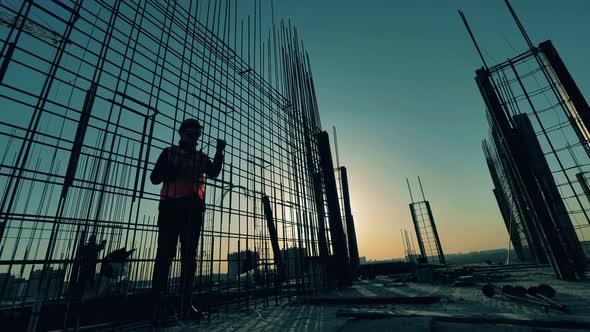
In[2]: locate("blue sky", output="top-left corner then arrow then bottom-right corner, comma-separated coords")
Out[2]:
271,0 -> 590,259
1,0 -> 588,267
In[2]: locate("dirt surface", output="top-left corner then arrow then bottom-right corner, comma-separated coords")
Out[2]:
134,265 -> 590,331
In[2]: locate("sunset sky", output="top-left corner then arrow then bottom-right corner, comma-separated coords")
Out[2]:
272,0 -> 590,260
1,0 -> 588,268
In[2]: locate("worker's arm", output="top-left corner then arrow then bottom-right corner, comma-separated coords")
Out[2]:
206,139 -> 225,178
150,148 -> 176,185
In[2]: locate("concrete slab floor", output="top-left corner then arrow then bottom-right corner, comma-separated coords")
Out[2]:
136,266 -> 590,332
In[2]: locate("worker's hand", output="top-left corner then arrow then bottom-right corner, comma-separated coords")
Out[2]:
216,139 -> 226,152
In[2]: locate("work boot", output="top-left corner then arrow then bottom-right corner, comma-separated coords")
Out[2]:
152,294 -> 178,327
180,304 -> 204,321
151,302 -> 165,328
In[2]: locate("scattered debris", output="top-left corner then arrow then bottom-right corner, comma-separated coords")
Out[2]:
451,275 -> 475,287
302,296 -> 441,305
335,308 -> 590,330
481,284 -> 567,312
388,273 -> 417,282
382,282 -> 407,288
531,283 -> 557,298
482,284 -> 549,310
439,266 -> 508,284
527,285 -> 568,312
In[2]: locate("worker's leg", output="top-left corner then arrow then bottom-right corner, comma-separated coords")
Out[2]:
179,201 -> 204,319
151,200 -> 181,319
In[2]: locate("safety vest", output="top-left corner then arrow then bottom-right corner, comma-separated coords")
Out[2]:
159,146 -> 206,202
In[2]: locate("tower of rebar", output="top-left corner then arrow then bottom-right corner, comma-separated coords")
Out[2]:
0,0 -> 359,329
407,177 -> 446,265
461,0 -> 588,280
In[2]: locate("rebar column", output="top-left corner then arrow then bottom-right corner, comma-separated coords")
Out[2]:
262,195 -> 285,285
513,114 -> 586,280
477,69 -> 549,264
316,131 -> 349,287
339,166 -> 360,275
492,188 -> 528,261
423,201 -> 446,265
576,173 -> 590,204
409,204 -> 428,263
539,40 -> 590,155
483,141 -> 529,261
312,172 -> 330,264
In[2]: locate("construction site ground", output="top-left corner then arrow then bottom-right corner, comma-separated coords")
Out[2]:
108,264 -> 590,331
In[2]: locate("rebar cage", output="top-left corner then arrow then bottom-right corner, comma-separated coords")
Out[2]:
0,0 -> 348,318
483,139 -> 533,262
479,40 -> 589,279
409,201 -> 445,265
485,45 -> 590,241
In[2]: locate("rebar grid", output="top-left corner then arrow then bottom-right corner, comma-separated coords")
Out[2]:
489,48 -> 590,242
0,0 -> 337,314
409,201 -> 445,265
483,138 -> 533,261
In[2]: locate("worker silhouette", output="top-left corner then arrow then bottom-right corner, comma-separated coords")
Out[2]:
150,118 -> 225,322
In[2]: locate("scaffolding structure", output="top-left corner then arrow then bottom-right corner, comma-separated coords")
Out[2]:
0,0 -> 358,328
461,0 -> 588,280
406,177 -> 446,265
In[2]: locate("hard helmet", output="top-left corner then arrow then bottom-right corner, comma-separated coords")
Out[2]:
179,118 -> 202,133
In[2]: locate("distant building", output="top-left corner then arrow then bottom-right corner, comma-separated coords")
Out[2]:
0,273 -> 16,302
0,267 -> 65,302
27,267 -> 66,300
281,247 -> 307,279
227,250 -> 259,279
